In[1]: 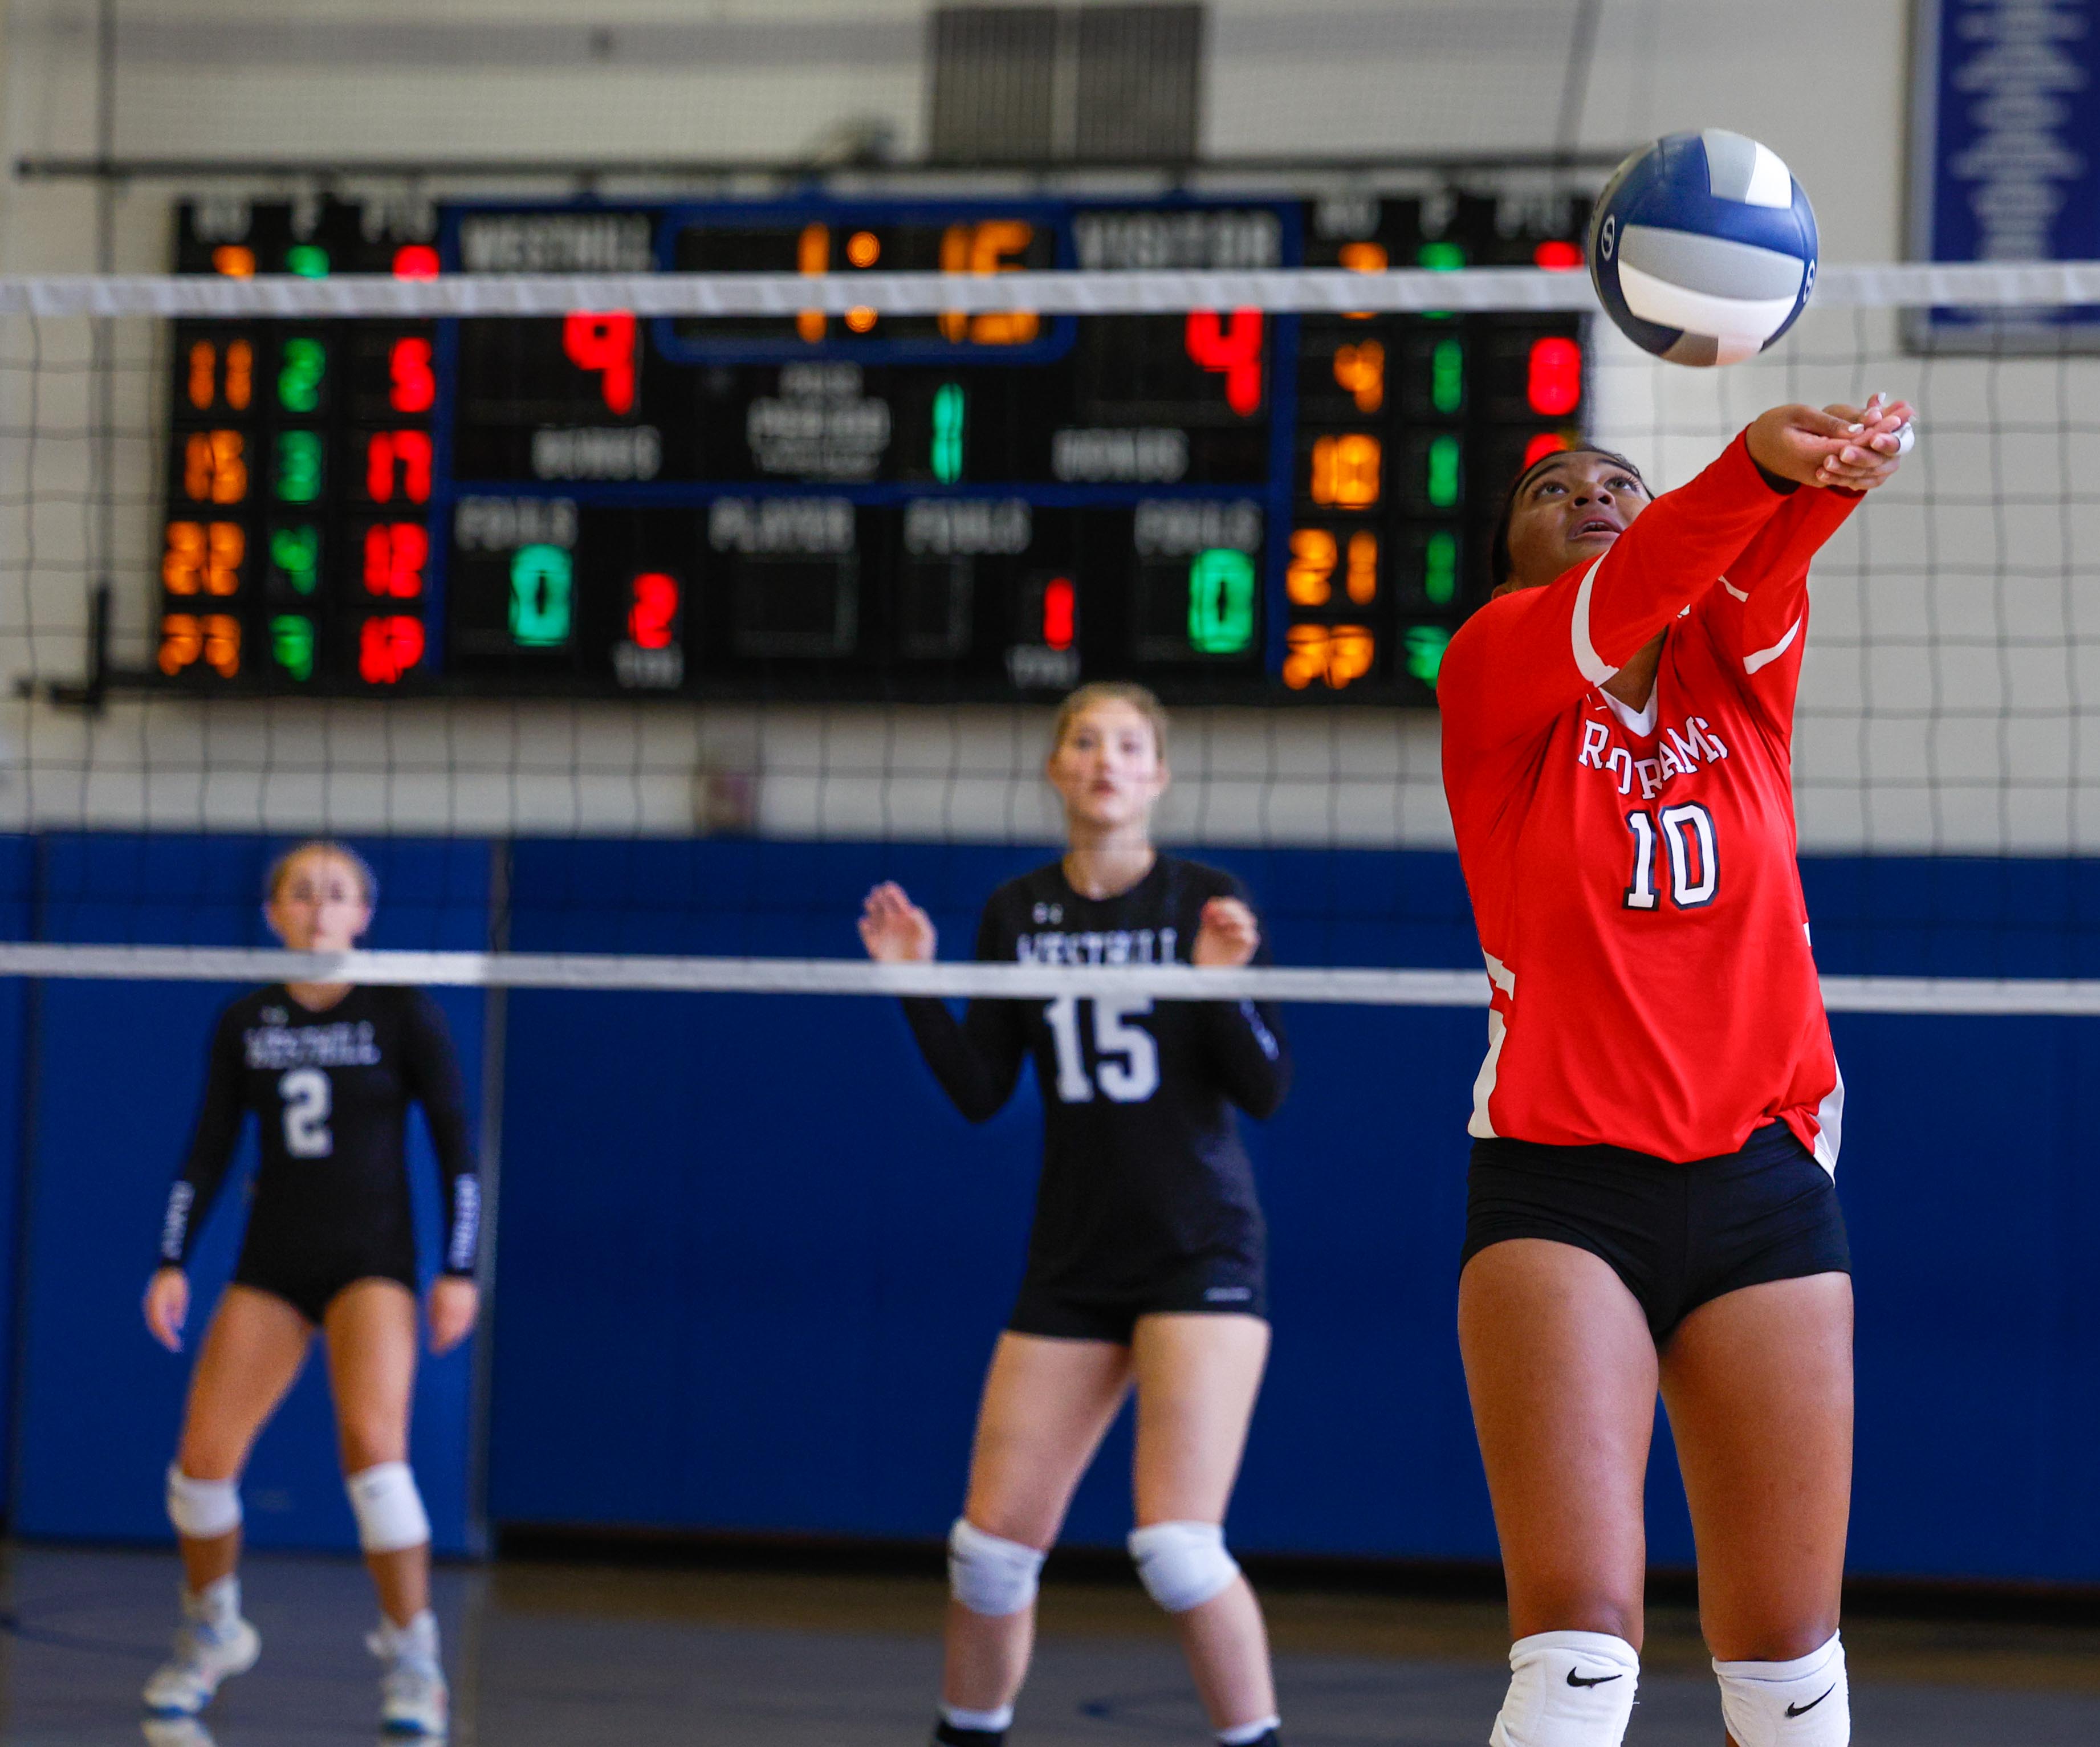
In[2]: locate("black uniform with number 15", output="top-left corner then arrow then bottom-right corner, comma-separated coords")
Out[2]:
902,854 -> 1290,1344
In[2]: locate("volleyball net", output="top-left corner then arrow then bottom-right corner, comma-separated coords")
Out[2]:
2,254 -> 2098,1011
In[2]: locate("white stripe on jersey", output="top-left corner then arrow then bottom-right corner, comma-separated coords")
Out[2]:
1570,555 -> 1617,683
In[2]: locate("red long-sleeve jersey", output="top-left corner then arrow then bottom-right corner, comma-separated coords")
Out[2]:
1439,431 -> 1858,1167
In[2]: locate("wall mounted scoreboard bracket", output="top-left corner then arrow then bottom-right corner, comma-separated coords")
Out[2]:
156,189 -> 1590,704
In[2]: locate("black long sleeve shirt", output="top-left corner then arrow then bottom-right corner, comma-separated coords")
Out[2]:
159,984 -> 480,1278
902,856 -> 1290,1296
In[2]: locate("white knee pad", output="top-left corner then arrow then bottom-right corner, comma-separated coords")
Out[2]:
947,1517 -> 1045,1617
165,1465 -> 242,1540
1491,1630 -> 1640,1747
345,1461 -> 430,1554
1127,1520 -> 1240,1614
1715,1633 -> 1847,1747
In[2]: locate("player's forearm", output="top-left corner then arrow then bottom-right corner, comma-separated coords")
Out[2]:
1582,432 -> 1795,664
1206,999 -> 1292,1119
901,997 -> 1019,1121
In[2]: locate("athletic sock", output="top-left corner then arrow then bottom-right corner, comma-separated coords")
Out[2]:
934,1702 -> 1014,1747
1217,1719 -> 1280,1747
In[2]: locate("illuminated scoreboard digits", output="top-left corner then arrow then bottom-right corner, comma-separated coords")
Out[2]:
162,198 -> 443,690
161,190 -> 1586,702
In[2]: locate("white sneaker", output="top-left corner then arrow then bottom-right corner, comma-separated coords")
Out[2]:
141,1578 -> 259,1716
368,1610 -> 449,1737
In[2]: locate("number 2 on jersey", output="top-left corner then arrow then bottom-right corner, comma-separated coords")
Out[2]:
1044,995 -> 1161,1103
1623,803 -> 1718,911
279,1066 -> 334,1156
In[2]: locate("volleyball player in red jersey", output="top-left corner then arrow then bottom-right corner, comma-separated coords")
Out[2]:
1438,396 -> 1912,1747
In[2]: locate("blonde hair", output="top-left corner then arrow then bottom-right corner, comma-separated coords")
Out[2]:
266,839 -> 378,908
1050,682 -> 1170,763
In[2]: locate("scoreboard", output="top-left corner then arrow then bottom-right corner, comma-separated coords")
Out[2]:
158,192 -> 1589,704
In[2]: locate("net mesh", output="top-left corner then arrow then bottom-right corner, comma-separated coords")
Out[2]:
0,254 -> 2095,1005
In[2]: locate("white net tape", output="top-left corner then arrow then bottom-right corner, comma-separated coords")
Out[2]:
0,944 -> 2090,1016
0,260 -> 2095,317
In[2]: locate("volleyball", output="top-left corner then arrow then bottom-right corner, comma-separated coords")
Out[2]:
1588,128 -> 1818,366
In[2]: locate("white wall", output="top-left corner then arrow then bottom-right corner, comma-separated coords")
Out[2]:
3,1 -> 2090,861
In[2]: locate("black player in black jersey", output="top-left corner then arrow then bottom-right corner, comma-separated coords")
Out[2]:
140,841 -> 477,1736
860,684 -> 1292,1747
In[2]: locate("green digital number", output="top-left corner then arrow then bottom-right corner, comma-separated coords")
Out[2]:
1431,339 -> 1464,416
1187,548 -> 1256,655
278,337 -> 327,413
270,614 -> 315,681
270,524 -> 320,593
1403,624 -> 1452,685
284,245 -> 330,278
1426,433 -> 1462,508
1423,530 -> 1458,605
275,431 -> 323,503
931,382 -> 966,483
510,544 -> 573,647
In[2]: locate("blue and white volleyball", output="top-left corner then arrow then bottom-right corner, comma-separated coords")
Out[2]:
1588,129 -> 1818,367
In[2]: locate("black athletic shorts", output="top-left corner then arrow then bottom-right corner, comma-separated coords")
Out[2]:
1007,1254 -> 1267,1345
1461,1120 -> 1849,1342
231,1237 -> 419,1326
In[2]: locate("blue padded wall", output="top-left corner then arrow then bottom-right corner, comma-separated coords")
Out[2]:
481,840 -> 2100,1582
9,834 -> 2100,1583
10,834 -> 488,1554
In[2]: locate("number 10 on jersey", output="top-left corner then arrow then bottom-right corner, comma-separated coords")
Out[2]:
1044,996 -> 1161,1103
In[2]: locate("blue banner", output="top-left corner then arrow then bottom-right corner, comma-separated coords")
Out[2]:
1910,0 -> 2100,344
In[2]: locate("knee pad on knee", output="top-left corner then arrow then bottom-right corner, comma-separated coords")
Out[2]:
1714,1633 -> 1847,1747
165,1465 -> 242,1540
947,1518 -> 1044,1617
1491,1630 -> 1640,1747
345,1461 -> 430,1554
1127,1520 -> 1239,1614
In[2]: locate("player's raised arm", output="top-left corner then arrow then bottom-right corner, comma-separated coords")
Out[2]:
1440,409 -> 1865,753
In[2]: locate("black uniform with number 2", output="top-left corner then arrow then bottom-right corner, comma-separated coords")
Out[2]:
157,985 -> 480,1325
902,856 -> 1291,1343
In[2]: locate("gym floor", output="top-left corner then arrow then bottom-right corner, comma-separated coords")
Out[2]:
7,1545 -> 2098,1745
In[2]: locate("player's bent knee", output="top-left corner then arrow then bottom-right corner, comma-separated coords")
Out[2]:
165,1465 -> 242,1541
947,1517 -> 1045,1616
1714,1633 -> 1847,1747
1491,1630 -> 1640,1747
1127,1520 -> 1239,1614
344,1461 -> 429,1554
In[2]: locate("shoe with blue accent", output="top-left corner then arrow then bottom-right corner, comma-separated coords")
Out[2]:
141,1578 -> 259,1716
368,1610 -> 448,1736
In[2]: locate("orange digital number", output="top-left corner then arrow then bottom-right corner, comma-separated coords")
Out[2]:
186,340 -> 252,413
162,521 -> 245,596
1311,433 -> 1381,508
184,430 -> 247,505
1333,340 -> 1383,412
1287,530 -> 1337,606
1346,530 -> 1378,604
1282,624 -> 1375,691
939,221 -> 1039,345
161,612 -> 240,677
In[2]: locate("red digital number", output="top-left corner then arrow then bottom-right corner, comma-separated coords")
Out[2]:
1184,310 -> 1264,416
1527,336 -> 1582,416
389,338 -> 436,413
628,572 -> 679,650
366,430 -> 433,504
392,245 -> 440,279
1524,430 -> 1571,467
1043,577 -> 1077,650
359,614 -> 425,685
363,523 -> 429,597
563,311 -> 638,414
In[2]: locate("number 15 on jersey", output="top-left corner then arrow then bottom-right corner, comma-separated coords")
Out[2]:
1044,995 -> 1161,1103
